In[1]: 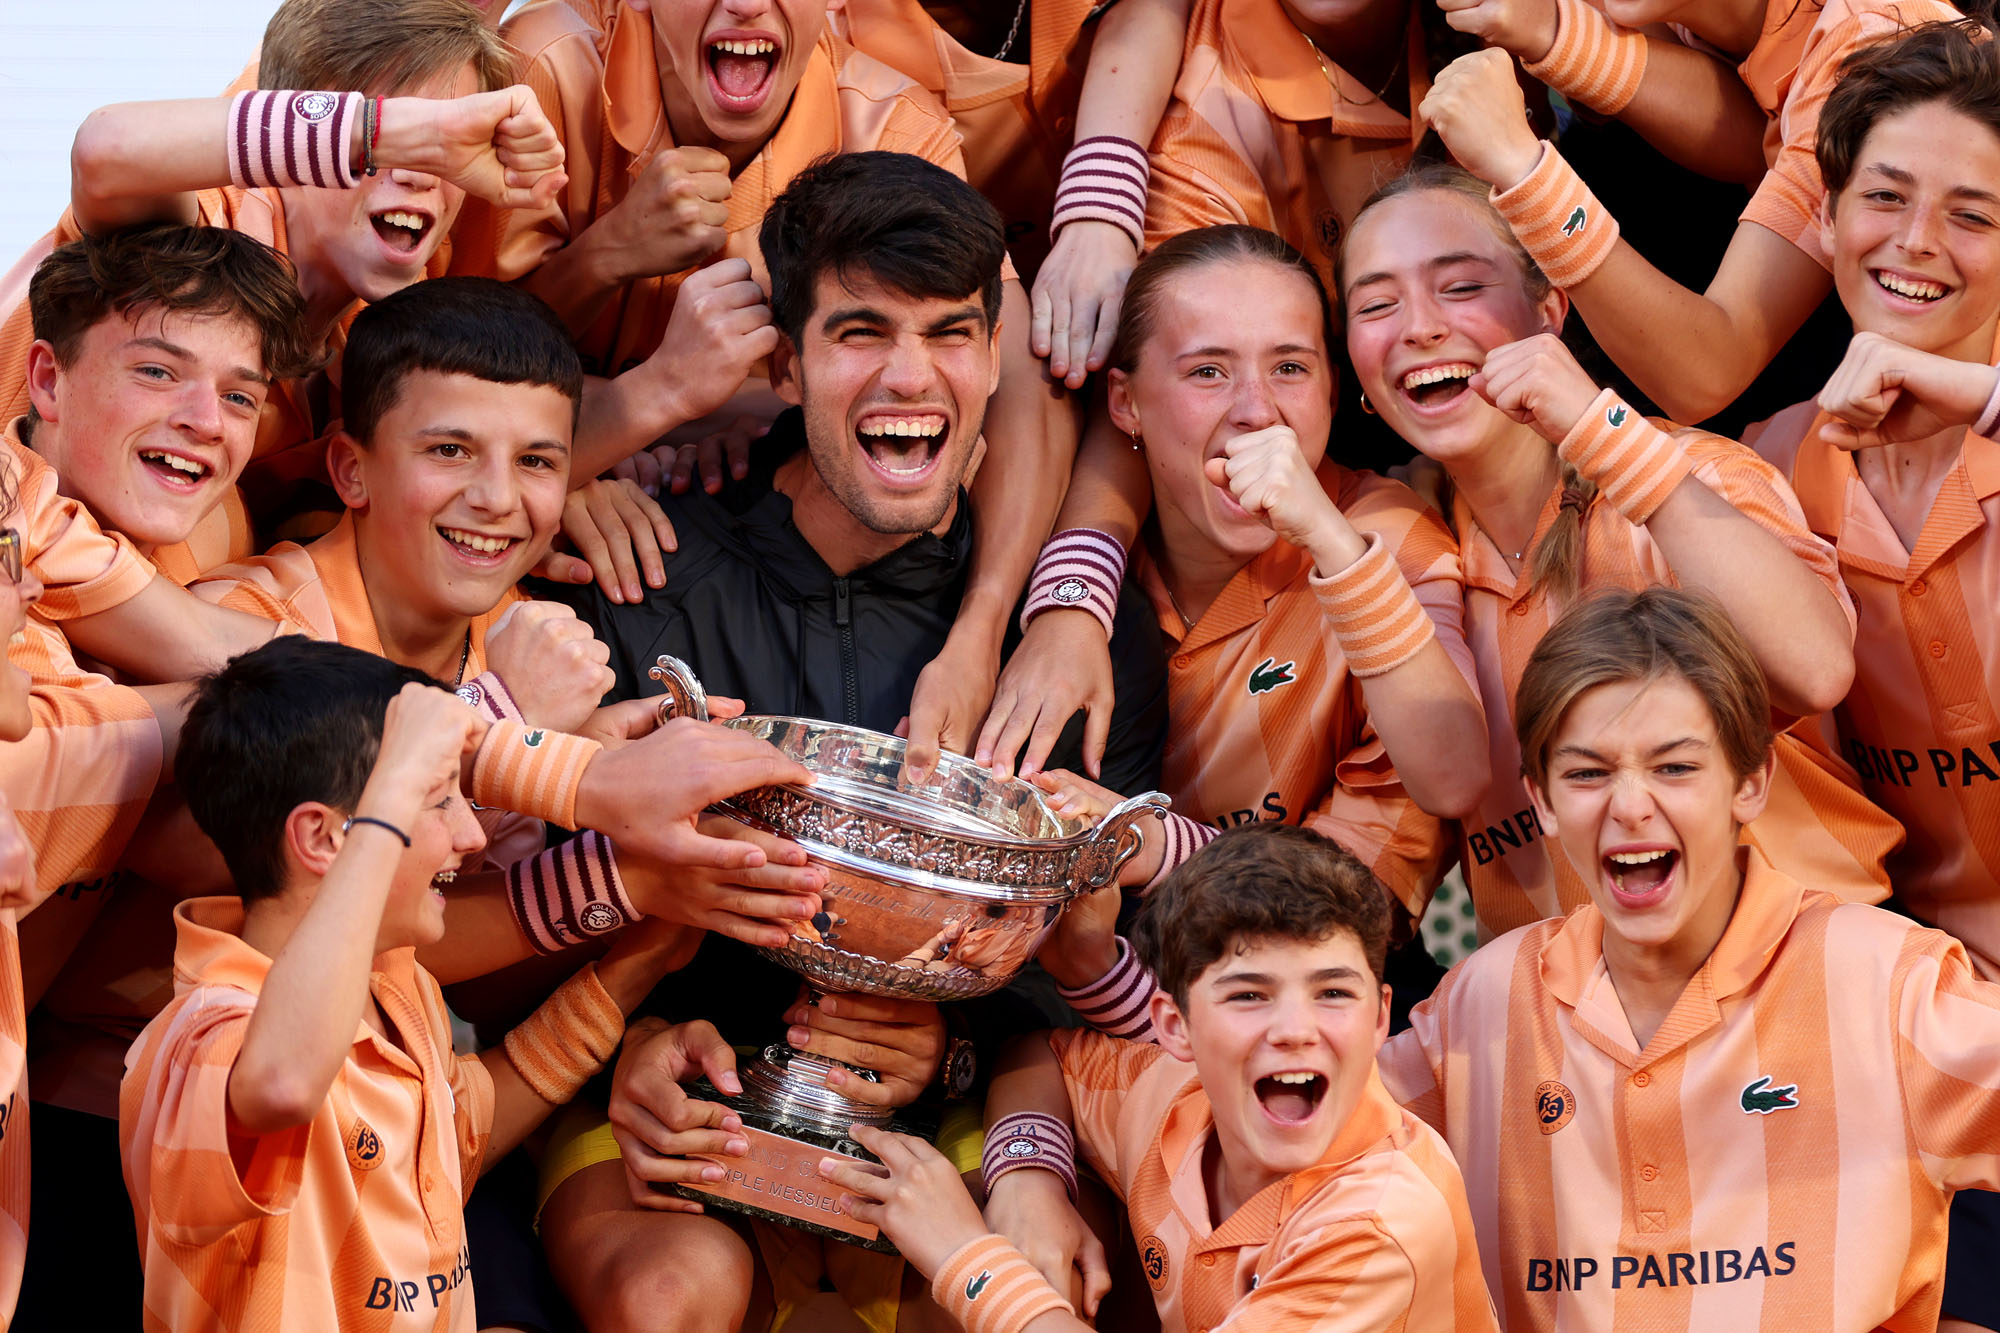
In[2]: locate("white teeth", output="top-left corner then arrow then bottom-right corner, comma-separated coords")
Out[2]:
432,870 -> 457,886
440,527 -> 513,555
376,211 -> 426,233
1876,272 -> 1946,301
1268,1072 -> 1319,1085
1400,363 -> 1476,391
1607,850 -> 1670,865
857,417 -> 945,438
712,38 -> 775,55
139,450 -> 205,477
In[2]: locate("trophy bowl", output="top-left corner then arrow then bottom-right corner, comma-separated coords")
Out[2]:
648,655 -> 1169,1250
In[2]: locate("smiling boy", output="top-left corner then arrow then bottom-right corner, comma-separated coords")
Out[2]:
807,822 -> 1498,1333
1374,587 -> 2000,1332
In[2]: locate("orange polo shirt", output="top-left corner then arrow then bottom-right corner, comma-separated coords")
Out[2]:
191,511 -> 540,869
1409,431 -> 1901,939
121,897 -> 494,1332
452,1 -> 969,376
1053,1029 -> 1498,1332
0,908 -> 28,1329
1729,0 -> 1958,268
1380,851 -> 2000,1332
1755,414 -> 2000,977
1147,0 -> 1427,294
1136,463 -> 1475,917
839,0 -> 1100,276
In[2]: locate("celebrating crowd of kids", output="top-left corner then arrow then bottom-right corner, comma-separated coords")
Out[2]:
5,0 -> 2000,1327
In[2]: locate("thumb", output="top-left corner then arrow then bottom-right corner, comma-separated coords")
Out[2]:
1079,1231 -> 1113,1318
532,550 -> 595,585
901,699 -> 943,787
594,697 -> 664,741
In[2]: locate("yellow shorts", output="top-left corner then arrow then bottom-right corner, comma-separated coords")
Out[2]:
536,1101 -> 986,1333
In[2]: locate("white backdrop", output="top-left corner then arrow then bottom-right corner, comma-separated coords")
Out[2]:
0,2 -> 283,263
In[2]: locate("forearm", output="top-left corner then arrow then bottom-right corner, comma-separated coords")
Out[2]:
1070,0 -> 1193,144
134,682 -> 193,783
63,576 -> 277,683
1350,639 -> 1489,819
966,282 -> 1078,634
229,828 -> 402,1131
521,230 -> 625,338
1644,474 -> 1854,713
482,956 -> 635,1159
984,1034 -> 1076,1131
421,871 -> 538,983
572,369 -> 689,481
1616,39 -> 1771,185
70,100 -> 220,232
1053,408 -> 1152,548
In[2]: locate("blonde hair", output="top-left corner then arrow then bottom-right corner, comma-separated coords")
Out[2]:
1343,162 -> 1600,601
260,0 -> 515,97
1514,588 -> 1775,791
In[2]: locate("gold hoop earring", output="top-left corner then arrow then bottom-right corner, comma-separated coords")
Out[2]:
1359,391 -> 1376,416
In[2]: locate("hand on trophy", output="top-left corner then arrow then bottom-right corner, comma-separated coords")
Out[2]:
607,1017 -> 748,1214
781,988 -> 946,1108
817,1125 -> 991,1277
615,815 -> 825,950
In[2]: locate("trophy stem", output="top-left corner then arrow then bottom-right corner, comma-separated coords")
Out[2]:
740,1044 -> 897,1137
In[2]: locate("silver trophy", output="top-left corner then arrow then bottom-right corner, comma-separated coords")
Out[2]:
648,656 -> 1166,1249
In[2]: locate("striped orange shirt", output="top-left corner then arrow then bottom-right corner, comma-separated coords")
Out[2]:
1412,430 -> 1902,938
1730,0 -> 1958,267
1052,1028 -> 1498,1332
450,1 -> 969,376
1755,413 -> 2000,977
839,0 -> 1100,277
1379,851 -> 2000,1332
1146,0 -> 1426,295
1137,463 -> 1475,916
0,909 -> 29,1327
121,897 -> 495,1332
191,511 -> 543,870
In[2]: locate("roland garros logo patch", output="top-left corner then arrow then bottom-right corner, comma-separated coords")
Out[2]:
1535,1080 -> 1575,1135
346,1118 -> 384,1171
1139,1235 -> 1170,1290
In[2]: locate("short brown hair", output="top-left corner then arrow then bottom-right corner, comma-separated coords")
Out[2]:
1111,225 -> 1334,374
1818,18 -> 2000,196
1515,588 -> 1775,791
259,0 -> 514,97
28,224 -> 317,383
1131,823 -> 1392,1007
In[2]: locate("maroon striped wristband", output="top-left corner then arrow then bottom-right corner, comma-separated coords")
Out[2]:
1051,136 -> 1148,252
1056,936 -> 1162,1043
507,830 -> 640,953
982,1111 -> 1078,1202
227,89 -> 363,191
1021,528 -> 1126,639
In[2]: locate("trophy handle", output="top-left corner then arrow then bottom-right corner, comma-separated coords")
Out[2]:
648,654 -> 711,725
1078,791 -> 1170,891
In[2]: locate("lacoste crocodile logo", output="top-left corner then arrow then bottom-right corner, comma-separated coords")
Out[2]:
1562,206 -> 1587,237
965,1270 -> 993,1301
1607,405 -> 1629,428
1247,657 -> 1297,696
1740,1075 -> 1799,1114
524,729 -> 546,748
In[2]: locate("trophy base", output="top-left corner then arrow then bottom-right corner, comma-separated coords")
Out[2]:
662,1049 -> 907,1255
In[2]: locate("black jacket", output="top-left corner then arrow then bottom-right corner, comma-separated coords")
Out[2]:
553,409 -> 1167,1064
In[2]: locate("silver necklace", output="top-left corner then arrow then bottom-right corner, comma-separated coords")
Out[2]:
992,0 -> 1029,59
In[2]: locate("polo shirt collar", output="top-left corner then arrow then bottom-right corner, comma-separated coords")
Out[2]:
1136,537 -> 1315,653
1224,0 -> 1423,141
601,10 -> 847,233
1540,850 -> 1805,1064
1453,477 -> 1567,599
1792,424 -> 2000,580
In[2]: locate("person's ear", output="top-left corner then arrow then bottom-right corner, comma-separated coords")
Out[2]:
986,322 -> 1002,397
1106,370 -> 1140,439
771,335 -> 804,407
1538,285 -> 1571,339
24,341 -> 62,426
1374,982 -> 1392,1051
1524,771 -> 1560,841
1152,990 -> 1195,1064
1817,191 -> 1837,263
284,801 -> 346,880
327,430 -> 371,510
1730,749 -> 1775,826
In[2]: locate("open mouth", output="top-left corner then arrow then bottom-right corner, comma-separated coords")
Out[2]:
370,209 -> 434,257
438,526 -> 520,564
1255,1071 -> 1327,1125
1603,847 -> 1678,905
706,34 -> 781,112
856,414 -> 948,481
1399,362 -> 1477,409
1873,270 -> 1947,304
138,448 -> 211,489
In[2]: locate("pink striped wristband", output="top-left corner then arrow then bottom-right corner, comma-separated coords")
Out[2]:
227,89 -> 363,190
981,1111 -> 1078,1201
458,671 -> 525,725
1056,936 -> 1161,1042
508,830 -> 640,953
1973,368 -> 2000,439
1021,528 -> 1126,639
1050,136 -> 1149,252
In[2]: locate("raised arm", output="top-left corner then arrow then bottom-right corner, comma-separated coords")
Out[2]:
1423,49 -> 1831,422
62,575 -> 279,683
71,85 -> 567,237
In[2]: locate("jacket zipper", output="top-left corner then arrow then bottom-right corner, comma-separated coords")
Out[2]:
833,577 -> 860,724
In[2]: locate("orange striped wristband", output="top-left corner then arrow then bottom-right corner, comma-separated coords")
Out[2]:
933,1234 -> 1072,1333
1491,142 -> 1619,289
470,722 -> 601,831
1560,389 -> 1693,524
501,962 -> 626,1105
1524,0 -> 1650,115
1311,534 -> 1435,678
